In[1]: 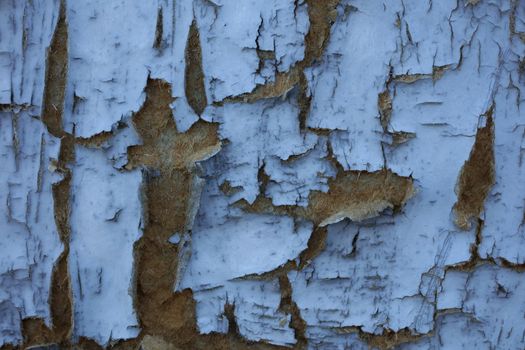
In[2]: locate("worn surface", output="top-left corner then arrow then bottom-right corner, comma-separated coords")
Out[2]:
1,0 -> 525,349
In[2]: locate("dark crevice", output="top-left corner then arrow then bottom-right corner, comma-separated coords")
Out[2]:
41,0 -> 68,138
278,275 -> 307,350
185,19 -> 208,116
153,7 -> 164,50
39,0 -> 74,346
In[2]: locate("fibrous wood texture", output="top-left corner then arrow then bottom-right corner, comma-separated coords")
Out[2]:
1,1 -> 525,349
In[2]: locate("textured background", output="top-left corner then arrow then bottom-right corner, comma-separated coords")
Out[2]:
1,0 -> 525,349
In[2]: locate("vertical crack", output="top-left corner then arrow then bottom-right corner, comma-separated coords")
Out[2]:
297,71 -> 311,131
185,19 -> 207,116
126,78 -> 220,346
30,0 -> 74,346
452,106 -> 495,230
302,0 -> 339,67
224,302 -> 240,337
378,88 -> 392,133
41,0 -> 68,138
153,7 -> 164,50
48,135 -> 74,345
278,274 -> 307,349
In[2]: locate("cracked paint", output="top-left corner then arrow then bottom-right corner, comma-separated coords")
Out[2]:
1,0 -> 525,349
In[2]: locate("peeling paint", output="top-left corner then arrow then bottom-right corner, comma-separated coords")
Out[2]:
41,0 -> 68,138
185,20 -> 207,116
453,107 -> 495,230
239,169 -> 415,227
2,0 -> 525,349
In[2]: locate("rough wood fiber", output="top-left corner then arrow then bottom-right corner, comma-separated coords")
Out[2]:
1,0 -> 525,350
